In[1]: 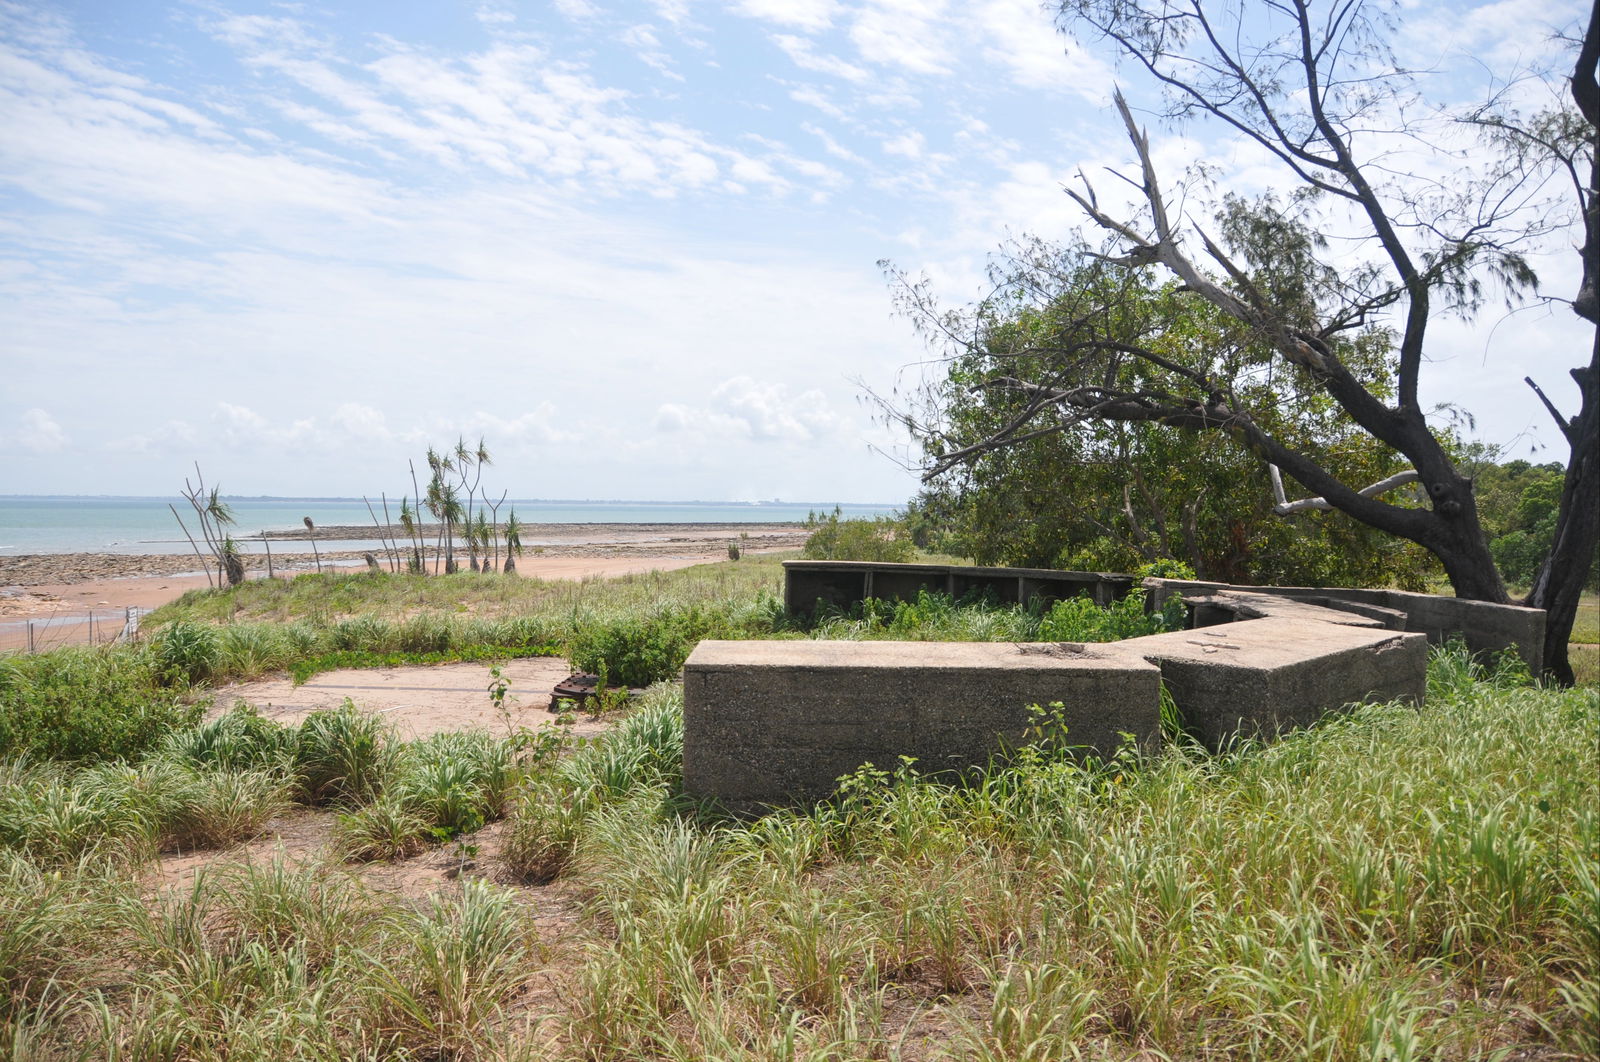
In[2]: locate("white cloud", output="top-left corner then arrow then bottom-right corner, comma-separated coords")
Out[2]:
551,0 -> 601,19
882,129 -> 924,158
772,34 -> 871,81
459,406 -> 575,446
654,377 -> 840,443
976,0 -> 1112,97
649,0 -> 693,27
848,0 -> 952,75
732,0 -> 840,33
4,408 -> 68,453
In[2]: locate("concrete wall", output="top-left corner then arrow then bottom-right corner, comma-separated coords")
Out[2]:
1142,578 -> 1544,672
786,562 -> 1544,671
685,577 -> 1434,811
684,639 -> 1161,815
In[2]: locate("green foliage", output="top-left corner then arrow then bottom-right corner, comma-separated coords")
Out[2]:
1036,590 -> 1178,642
502,684 -> 685,884
1136,557 -> 1197,580
0,647 -> 202,763
802,506 -> 916,563
155,621 -> 222,684
293,702 -> 399,806
809,588 -> 1184,644
567,606 -> 741,688
161,703 -> 297,772
1470,454 -> 1598,591
908,253 -> 1439,589
0,645 -> 1594,1057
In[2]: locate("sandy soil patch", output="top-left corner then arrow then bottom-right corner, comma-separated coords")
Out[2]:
215,656 -> 618,742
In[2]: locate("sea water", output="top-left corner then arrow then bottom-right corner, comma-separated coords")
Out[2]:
0,496 -> 898,555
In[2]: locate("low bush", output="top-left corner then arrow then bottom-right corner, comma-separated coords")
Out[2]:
155,621 -> 221,684
293,702 -> 400,806
567,609 -> 730,688
801,506 -> 915,562
162,703 -> 296,772
0,648 -> 202,763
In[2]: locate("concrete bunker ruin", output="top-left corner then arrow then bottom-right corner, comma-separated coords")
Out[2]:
682,562 -> 1545,814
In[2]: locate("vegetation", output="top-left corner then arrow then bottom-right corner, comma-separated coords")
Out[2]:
902,262 -> 1439,588
0,628 -> 1593,1057
802,506 -> 916,563
882,1 -> 1599,682
0,647 -> 201,763
809,588 -> 1184,644
1469,453 -> 1600,592
170,464 -> 245,588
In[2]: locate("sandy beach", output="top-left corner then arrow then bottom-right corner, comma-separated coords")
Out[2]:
0,522 -> 806,653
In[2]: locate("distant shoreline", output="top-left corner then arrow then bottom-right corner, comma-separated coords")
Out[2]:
0,522 -> 809,587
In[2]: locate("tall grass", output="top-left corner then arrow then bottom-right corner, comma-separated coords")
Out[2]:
496,648 -> 1598,1059
1,578 -> 1594,1058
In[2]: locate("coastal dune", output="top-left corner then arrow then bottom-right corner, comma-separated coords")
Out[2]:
0,521 -> 808,653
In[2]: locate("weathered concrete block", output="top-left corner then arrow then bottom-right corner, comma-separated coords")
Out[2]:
1134,620 -> 1427,750
683,639 -> 1162,814
1378,590 -> 1544,671
1143,579 -> 1544,672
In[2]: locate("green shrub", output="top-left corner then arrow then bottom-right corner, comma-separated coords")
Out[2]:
155,622 -> 221,684
0,648 -> 202,763
293,703 -> 399,806
568,612 -> 717,687
164,768 -> 291,849
801,506 -> 916,562
334,796 -> 430,861
1037,589 -> 1178,642
161,703 -> 295,772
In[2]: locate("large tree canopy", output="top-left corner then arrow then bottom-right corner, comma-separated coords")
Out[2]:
885,0 -> 1598,682
900,246 -> 1438,587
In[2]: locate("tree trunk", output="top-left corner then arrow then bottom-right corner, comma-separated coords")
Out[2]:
1525,18 -> 1600,686
1526,337 -> 1600,685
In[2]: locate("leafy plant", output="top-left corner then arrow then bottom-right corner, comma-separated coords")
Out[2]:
156,621 -> 221,685
293,702 -> 398,806
802,506 -> 916,562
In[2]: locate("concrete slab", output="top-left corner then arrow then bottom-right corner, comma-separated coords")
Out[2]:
1133,620 -> 1427,750
683,639 -> 1162,814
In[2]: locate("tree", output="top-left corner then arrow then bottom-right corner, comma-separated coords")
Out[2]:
886,0 -> 1596,681
170,466 -> 244,588
906,249 -> 1439,587
1518,4 -> 1600,684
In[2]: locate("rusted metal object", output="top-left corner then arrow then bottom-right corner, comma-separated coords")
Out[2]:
549,672 -> 601,712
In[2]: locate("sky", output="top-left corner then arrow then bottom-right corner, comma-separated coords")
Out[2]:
0,0 -> 1592,503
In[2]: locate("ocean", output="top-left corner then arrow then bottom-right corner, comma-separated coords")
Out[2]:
0,496 -> 900,556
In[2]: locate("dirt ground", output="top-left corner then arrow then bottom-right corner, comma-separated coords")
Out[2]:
212,655 -> 616,742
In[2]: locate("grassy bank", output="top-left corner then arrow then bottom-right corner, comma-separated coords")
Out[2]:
0,645 -> 1595,1058
145,556 -> 794,626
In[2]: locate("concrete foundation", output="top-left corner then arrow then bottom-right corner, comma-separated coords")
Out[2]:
676,563 -> 1528,813
683,639 -> 1160,815
1131,620 -> 1427,750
